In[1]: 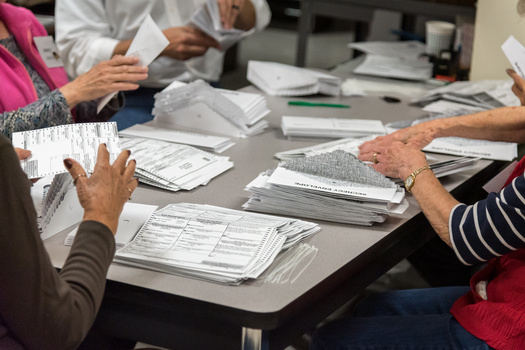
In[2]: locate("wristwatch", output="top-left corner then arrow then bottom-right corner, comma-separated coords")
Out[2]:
405,165 -> 431,193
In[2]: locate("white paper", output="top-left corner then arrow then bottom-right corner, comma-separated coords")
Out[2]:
353,55 -> 433,81
12,122 -> 120,179
65,203 -> 158,249
502,35 -> 525,78
281,116 -> 386,139
97,14 -> 169,113
349,40 -> 426,60
483,161 -> 518,193
33,36 -> 63,68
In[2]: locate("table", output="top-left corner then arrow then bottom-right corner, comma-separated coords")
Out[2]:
296,0 -> 477,67
44,79 -> 505,350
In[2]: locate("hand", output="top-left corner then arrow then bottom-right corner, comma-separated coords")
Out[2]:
14,148 -> 31,161
217,0 -> 247,29
507,68 -> 525,106
360,141 -> 428,181
63,144 -> 138,235
358,122 -> 438,161
161,25 -> 220,60
59,55 -> 148,108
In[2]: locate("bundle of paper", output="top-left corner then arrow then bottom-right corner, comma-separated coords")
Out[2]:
274,136 -> 480,180
281,116 -> 386,140
119,124 -> 235,153
152,80 -> 270,138
191,0 -> 254,50
113,203 -> 321,285
12,122 -> 121,179
244,150 -> 408,226
120,137 -> 233,192
247,60 -> 341,96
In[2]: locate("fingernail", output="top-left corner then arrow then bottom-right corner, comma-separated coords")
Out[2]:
127,150 -> 131,156
63,159 -> 73,169
103,143 -> 107,148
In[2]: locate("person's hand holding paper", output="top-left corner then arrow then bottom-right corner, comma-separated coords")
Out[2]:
97,14 -> 169,113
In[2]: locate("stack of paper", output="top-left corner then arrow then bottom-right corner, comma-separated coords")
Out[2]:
191,0 -> 254,50
152,80 -> 270,138
113,203 -> 321,285
349,41 -> 433,81
120,136 -> 233,191
12,122 -> 121,179
119,124 -> 235,153
274,136 -> 480,181
247,60 -> 341,96
243,150 -> 408,226
281,116 -> 386,140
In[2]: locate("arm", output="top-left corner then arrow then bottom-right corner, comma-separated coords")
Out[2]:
0,139 -> 137,350
365,141 -> 525,265
0,90 -> 72,138
359,106 -> 525,157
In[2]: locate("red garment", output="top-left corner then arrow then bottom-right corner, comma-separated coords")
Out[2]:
451,249 -> 525,350
0,4 -> 70,114
502,156 -> 525,189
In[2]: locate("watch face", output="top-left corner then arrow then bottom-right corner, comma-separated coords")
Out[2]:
406,176 -> 414,187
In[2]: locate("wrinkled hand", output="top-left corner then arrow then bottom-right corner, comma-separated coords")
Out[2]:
162,25 -> 220,60
60,55 -> 148,108
507,68 -> 525,106
217,0 -> 247,29
358,123 -> 436,162
360,141 -> 428,180
63,144 -> 138,235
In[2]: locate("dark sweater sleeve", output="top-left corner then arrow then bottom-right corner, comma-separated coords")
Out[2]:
0,135 -> 116,350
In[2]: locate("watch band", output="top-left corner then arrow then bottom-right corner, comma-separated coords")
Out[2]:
405,165 -> 431,193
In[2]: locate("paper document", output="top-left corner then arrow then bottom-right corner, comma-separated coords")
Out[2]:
281,116 -> 386,140
97,14 -> 169,113
349,40 -> 427,60
65,203 -> 158,249
12,122 -> 120,179
353,55 -> 433,81
119,124 -> 235,153
502,35 -> 525,78
114,203 -> 320,285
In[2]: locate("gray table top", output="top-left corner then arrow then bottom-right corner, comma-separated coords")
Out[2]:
43,78 -> 493,330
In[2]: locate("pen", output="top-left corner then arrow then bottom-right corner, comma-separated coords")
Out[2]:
288,101 -> 350,108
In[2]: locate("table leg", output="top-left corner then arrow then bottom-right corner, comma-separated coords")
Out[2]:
296,0 -> 313,67
242,327 -> 269,350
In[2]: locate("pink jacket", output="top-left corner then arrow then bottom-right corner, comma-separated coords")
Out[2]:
0,3 -> 70,114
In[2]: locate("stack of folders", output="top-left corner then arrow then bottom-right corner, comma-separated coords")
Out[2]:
191,0 -> 253,50
243,150 -> 408,226
152,80 -> 270,138
120,137 -> 233,192
281,116 -> 386,140
247,60 -> 341,96
113,203 -> 321,285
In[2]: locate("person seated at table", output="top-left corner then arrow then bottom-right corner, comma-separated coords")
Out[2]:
0,135 -> 138,350
54,0 -> 271,130
0,1 -> 148,138
311,87 -> 525,348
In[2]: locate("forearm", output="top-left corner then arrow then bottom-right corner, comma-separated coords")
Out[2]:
1,91 -> 73,138
406,169 -> 460,247
433,106 -> 525,143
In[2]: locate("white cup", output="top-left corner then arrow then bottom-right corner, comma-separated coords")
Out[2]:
425,21 -> 456,56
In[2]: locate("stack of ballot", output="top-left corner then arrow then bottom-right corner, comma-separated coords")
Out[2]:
244,150 -> 408,226
113,203 -> 321,285
281,116 -> 386,140
120,137 -> 233,192
191,0 -> 254,50
152,80 -> 270,138
119,124 -> 235,153
247,60 -> 341,96
274,136 -> 480,180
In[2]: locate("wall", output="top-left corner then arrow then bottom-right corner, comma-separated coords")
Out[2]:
470,0 -> 525,80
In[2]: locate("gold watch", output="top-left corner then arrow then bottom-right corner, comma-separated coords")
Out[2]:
405,165 -> 431,193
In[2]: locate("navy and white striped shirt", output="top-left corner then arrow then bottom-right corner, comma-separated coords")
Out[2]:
450,171 -> 525,265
